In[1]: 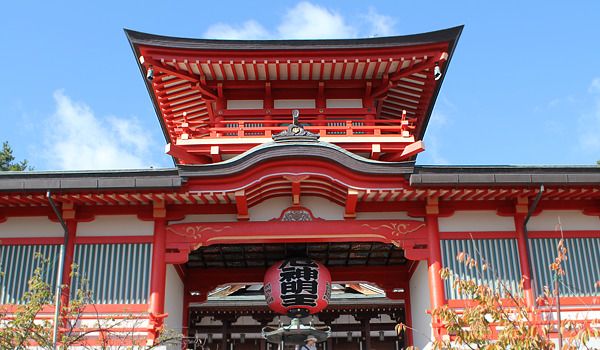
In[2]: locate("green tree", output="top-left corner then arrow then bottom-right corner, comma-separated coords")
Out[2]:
0,141 -> 30,171
397,239 -> 599,349
0,254 -> 181,349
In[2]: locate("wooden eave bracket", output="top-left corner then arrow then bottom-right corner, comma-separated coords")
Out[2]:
370,57 -> 437,99
140,56 -> 217,100
165,143 -> 209,165
380,141 -> 425,162
235,190 -> 249,221
165,245 -> 192,264
515,196 -> 529,215
370,144 -> 381,160
153,199 -> 166,219
399,140 -> 425,159
62,201 -> 76,220
425,196 -> 439,215
291,181 -> 301,206
344,189 -> 359,219
582,199 -> 600,217
210,145 -> 222,163
403,240 -> 429,261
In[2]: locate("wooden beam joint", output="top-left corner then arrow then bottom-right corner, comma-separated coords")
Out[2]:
344,189 -> 359,219
235,190 -> 249,221
153,199 -> 166,219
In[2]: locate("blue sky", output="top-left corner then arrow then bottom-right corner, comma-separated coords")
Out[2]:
1,1 -> 599,170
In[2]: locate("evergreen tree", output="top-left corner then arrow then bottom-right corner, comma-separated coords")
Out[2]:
0,141 -> 30,171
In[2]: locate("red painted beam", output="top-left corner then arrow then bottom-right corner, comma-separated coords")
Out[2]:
185,265 -> 409,292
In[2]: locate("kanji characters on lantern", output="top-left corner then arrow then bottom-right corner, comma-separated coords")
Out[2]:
264,259 -> 331,317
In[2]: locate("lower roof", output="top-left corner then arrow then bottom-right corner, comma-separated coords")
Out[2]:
1,164 -> 599,193
411,165 -> 600,186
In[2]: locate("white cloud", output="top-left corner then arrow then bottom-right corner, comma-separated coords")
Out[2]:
577,78 -> 600,153
577,101 -> 600,152
424,111 -> 450,164
362,7 -> 396,37
277,2 -> 356,39
430,110 -> 449,126
203,2 -> 363,40
43,90 -> 155,170
589,77 -> 600,94
425,134 -> 449,165
204,20 -> 269,40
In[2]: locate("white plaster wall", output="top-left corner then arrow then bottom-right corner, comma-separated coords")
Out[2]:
410,261 -> 432,350
77,215 -> 153,236
249,196 -> 344,221
355,212 -> 423,221
227,100 -> 264,110
0,216 -> 63,237
164,264 -> 184,333
274,99 -> 315,109
438,211 -> 515,232
325,99 -> 363,108
527,210 -> 600,231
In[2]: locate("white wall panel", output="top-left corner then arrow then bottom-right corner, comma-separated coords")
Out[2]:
0,217 -> 63,237
274,99 -> 315,109
249,196 -> 344,221
164,264 -> 184,333
409,261 -> 432,350
77,215 -> 153,236
326,99 -> 363,108
527,210 -> 600,231
439,211 -> 514,232
227,100 -> 264,110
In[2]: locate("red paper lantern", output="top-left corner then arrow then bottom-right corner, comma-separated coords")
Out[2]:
264,258 -> 332,317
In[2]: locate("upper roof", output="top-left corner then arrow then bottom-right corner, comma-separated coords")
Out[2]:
126,26 -> 463,149
125,26 -> 462,51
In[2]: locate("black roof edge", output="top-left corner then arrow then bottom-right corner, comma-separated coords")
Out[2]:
410,165 -> 600,186
177,142 -> 415,178
416,25 -> 464,143
124,28 -> 175,163
124,26 -> 464,50
413,165 -> 600,173
0,168 -> 182,193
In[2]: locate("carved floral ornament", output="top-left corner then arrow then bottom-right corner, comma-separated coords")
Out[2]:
362,222 -> 426,237
271,206 -> 323,222
166,225 -> 232,240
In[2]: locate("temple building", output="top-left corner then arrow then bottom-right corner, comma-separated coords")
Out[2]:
1,26 -> 599,349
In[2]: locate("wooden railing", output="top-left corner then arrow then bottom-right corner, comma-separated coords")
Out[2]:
177,118 -> 414,140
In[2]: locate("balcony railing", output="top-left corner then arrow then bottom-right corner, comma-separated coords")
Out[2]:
176,118 -> 414,140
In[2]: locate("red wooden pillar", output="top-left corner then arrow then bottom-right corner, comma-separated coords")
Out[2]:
149,217 -> 167,341
425,198 -> 445,338
514,197 -> 535,308
60,220 -> 78,309
56,218 -> 78,332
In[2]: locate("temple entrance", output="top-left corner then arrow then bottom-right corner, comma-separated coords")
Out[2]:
183,242 -> 414,350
